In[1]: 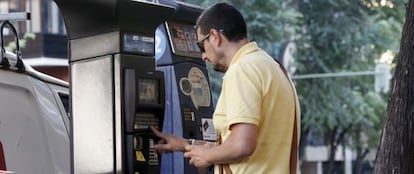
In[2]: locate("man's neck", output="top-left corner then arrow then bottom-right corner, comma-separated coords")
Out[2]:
223,38 -> 249,67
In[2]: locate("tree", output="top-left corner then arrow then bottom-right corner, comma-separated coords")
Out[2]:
374,0 -> 414,173
5,32 -> 35,52
295,0 -> 402,173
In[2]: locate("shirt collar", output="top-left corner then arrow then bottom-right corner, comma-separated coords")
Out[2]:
229,42 -> 260,66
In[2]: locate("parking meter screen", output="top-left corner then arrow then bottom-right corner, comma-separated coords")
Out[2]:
123,33 -> 155,56
166,22 -> 201,58
138,78 -> 159,104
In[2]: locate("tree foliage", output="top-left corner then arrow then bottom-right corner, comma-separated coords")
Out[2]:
295,0 -> 403,173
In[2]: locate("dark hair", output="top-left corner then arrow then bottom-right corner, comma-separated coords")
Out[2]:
195,2 -> 247,42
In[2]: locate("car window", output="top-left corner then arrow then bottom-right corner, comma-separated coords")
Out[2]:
58,92 -> 70,118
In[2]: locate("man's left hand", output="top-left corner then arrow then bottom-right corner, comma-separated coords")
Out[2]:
183,145 -> 212,168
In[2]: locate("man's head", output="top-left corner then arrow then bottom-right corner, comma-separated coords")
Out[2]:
195,2 -> 247,42
195,2 -> 248,72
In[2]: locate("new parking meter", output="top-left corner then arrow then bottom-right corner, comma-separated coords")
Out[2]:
156,1 -> 215,174
53,0 -> 174,173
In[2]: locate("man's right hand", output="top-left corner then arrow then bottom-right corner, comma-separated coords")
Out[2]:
150,126 -> 189,153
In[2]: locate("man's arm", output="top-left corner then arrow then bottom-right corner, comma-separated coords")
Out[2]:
184,123 -> 258,168
150,127 -> 188,152
150,127 -> 215,153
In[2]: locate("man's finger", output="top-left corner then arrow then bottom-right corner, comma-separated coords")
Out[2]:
157,139 -> 166,144
150,126 -> 165,138
184,145 -> 193,152
188,158 -> 194,165
154,143 -> 172,152
183,151 -> 191,158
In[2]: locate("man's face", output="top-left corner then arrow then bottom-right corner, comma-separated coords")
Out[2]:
197,28 -> 226,73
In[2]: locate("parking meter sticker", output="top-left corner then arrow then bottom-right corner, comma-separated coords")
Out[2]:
187,67 -> 211,109
135,151 -> 146,162
201,118 -> 217,141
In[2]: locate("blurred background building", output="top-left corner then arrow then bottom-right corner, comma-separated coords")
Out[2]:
0,0 -> 68,81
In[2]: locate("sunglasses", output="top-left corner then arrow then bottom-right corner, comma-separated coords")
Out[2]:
196,32 -> 211,53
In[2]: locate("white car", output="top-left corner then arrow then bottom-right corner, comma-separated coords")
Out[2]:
0,51 -> 70,174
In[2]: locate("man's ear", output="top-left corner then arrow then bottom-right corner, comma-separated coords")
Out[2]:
211,28 -> 222,47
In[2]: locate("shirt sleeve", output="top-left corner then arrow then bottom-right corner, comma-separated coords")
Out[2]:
223,64 -> 262,128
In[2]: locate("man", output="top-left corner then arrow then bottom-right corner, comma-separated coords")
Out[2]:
151,2 -> 300,174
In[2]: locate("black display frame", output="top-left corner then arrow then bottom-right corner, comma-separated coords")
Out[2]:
135,71 -> 165,109
165,21 -> 202,58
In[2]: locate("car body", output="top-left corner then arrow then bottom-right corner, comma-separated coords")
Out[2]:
0,51 -> 70,174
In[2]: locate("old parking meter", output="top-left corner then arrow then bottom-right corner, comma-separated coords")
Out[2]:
155,1 -> 215,174
53,0 -> 174,173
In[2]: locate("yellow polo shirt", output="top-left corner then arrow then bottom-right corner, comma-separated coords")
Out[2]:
213,42 -> 300,174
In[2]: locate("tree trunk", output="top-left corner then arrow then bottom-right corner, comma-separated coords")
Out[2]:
354,125 -> 370,174
374,1 -> 414,173
354,148 -> 369,174
326,143 -> 337,174
325,127 -> 338,174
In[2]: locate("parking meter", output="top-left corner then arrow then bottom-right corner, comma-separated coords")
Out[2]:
54,0 -> 174,173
